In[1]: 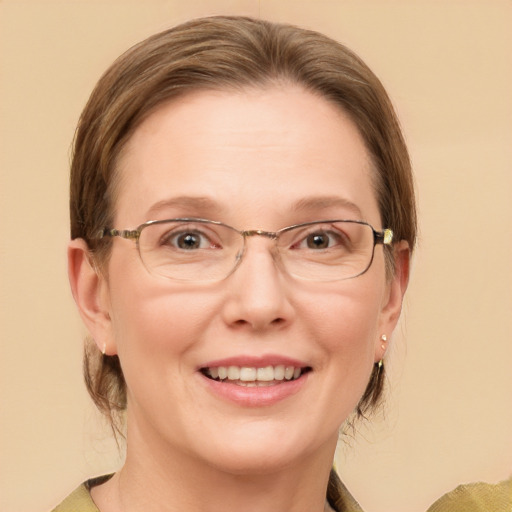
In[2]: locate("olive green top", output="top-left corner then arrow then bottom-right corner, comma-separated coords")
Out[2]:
426,478 -> 512,512
52,475 -> 511,512
51,483 -> 100,512
50,473 -> 362,512
51,475 -> 110,512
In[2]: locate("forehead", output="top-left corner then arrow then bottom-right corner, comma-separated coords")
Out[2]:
114,85 -> 380,228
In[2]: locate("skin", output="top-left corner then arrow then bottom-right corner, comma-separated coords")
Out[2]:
68,85 -> 409,512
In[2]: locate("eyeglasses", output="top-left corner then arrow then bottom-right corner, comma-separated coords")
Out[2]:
97,218 -> 393,282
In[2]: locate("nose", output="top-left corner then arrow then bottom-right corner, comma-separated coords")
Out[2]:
221,237 -> 295,331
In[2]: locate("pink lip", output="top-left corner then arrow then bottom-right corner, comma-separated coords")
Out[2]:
198,354 -> 309,369
199,371 -> 309,407
196,353 -> 311,407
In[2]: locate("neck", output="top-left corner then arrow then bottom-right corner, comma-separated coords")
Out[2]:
92,422 -> 337,512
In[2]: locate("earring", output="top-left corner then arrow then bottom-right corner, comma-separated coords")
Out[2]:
378,334 -> 387,369
101,342 -> 106,355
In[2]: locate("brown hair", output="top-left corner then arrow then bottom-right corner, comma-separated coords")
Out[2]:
71,14 -> 416,446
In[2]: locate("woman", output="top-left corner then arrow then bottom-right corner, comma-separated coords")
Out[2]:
56,15 -> 414,512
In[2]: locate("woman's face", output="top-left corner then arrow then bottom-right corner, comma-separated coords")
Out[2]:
81,86 -> 405,473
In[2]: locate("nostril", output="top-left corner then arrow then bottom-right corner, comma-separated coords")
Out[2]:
230,316 -> 285,329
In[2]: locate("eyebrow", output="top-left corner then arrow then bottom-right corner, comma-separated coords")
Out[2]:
146,196 -> 227,219
145,195 -> 364,222
291,196 -> 364,219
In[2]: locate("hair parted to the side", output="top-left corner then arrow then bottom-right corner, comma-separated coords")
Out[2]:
71,14 -> 416,442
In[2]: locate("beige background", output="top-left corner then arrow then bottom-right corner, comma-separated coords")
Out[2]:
1,1 -> 511,511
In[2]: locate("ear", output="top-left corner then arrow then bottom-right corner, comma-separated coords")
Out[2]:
68,239 -> 117,356
375,241 -> 410,362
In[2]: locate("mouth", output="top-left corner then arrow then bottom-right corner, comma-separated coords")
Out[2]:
200,365 -> 312,387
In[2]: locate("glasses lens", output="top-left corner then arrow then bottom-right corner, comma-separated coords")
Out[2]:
279,221 -> 375,281
138,220 -> 242,281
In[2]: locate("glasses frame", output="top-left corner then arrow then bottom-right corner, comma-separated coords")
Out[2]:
97,218 -> 394,282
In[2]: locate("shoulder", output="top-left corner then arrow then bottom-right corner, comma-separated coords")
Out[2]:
50,483 -> 99,512
427,478 -> 512,512
51,475 -> 113,512
327,469 -> 365,512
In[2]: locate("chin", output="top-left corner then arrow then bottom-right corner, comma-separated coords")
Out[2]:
204,449 -> 301,476
194,424 -> 329,476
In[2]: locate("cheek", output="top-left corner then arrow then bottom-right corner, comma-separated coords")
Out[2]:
302,275 -> 384,351
107,281 -> 224,431
111,284 -> 216,358
298,276 -> 385,411
106,249 -> 219,376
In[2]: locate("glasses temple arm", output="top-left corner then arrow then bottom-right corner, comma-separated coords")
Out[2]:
96,228 -> 140,240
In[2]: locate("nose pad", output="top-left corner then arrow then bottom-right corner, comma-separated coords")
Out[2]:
226,247 -> 245,279
230,238 -> 284,278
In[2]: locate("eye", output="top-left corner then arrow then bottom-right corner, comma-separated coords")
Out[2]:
305,232 -> 332,249
296,229 -> 345,250
160,225 -> 220,251
288,224 -> 350,251
174,231 -> 205,250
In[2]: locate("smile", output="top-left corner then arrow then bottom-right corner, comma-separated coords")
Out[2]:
201,365 -> 311,386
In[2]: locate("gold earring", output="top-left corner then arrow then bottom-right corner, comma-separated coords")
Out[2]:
378,334 -> 387,369
101,342 -> 106,355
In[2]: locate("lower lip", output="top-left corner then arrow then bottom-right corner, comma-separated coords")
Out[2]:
199,373 -> 309,407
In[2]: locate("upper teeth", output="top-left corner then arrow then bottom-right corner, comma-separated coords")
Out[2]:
206,365 -> 302,382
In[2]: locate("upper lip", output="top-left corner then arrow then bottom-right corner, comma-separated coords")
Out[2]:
198,354 -> 310,369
